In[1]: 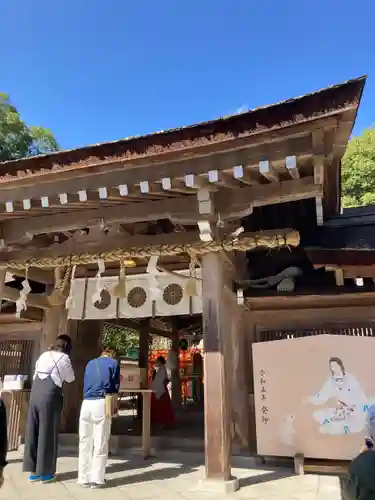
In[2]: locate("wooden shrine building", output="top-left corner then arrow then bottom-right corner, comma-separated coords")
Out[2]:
0,75 -> 370,490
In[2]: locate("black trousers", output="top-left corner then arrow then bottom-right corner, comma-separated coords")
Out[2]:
23,376 -> 62,476
0,398 -> 7,469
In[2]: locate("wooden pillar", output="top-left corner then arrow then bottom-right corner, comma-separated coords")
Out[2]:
170,324 -> 181,410
40,305 -> 68,354
61,320 -> 103,432
230,307 -> 254,451
202,251 -> 236,487
137,320 -> 150,419
138,320 -> 150,369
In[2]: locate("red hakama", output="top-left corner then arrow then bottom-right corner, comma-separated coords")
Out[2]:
151,384 -> 175,427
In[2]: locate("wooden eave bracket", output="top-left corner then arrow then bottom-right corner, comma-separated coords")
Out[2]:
197,189 -> 215,242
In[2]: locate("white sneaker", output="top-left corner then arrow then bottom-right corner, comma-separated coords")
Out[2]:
77,481 -> 91,488
91,480 -> 107,489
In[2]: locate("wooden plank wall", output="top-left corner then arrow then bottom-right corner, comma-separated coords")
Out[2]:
1,390 -> 30,451
0,322 -> 41,451
0,323 -> 41,382
257,325 -> 375,342
229,303 -> 256,451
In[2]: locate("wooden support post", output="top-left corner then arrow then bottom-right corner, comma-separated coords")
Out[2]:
40,305 -> 68,353
137,320 -> 150,419
313,130 -> 325,226
138,320 -> 150,370
61,320 -> 103,432
141,391 -> 152,458
171,324 -> 181,411
294,453 -> 305,475
201,251 -> 238,492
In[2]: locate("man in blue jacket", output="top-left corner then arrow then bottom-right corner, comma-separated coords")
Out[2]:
77,348 -> 120,489
0,397 -> 7,489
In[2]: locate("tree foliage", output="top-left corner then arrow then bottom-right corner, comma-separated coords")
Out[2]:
342,127 -> 375,208
0,92 -> 58,162
102,323 -> 140,357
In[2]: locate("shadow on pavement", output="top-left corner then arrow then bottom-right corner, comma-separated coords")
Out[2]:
239,469 -> 293,488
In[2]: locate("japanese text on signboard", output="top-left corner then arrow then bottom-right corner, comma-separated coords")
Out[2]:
259,369 -> 269,424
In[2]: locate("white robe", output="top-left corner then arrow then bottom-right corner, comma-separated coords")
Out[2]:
309,373 -> 375,435
151,366 -> 168,400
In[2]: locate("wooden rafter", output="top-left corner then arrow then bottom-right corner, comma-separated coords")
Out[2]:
0,177 -> 321,242
285,155 -> 300,180
258,160 -> 279,183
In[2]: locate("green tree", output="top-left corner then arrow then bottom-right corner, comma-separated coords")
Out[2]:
102,323 -> 140,358
0,92 -> 58,161
342,127 -> 375,208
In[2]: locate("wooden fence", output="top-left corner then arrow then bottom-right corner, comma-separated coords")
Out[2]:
257,325 -> 375,342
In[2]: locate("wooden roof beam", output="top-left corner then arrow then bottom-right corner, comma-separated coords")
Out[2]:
219,176 -> 322,220
161,177 -> 196,194
0,197 -> 200,243
258,160 -> 279,183
0,270 -> 50,309
207,169 -> 241,188
232,165 -> 260,186
285,155 -> 300,180
0,303 -> 44,322
7,267 -> 54,285
0,116 -> 339,205
0,177 -> 321,243
184,174 -> 217,191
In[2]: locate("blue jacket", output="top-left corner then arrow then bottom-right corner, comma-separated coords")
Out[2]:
83,356 -> 120,400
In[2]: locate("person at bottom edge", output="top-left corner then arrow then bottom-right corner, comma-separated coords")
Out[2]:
0,397 -> 8,490
341,436 -> 375,499
78,348 -> 120,489
341,405 -> 375,499
22,335 -> 75,484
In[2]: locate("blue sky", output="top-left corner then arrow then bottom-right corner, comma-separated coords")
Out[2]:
1,0 -> 374,150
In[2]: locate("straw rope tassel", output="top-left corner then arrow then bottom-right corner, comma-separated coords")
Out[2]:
48,266 -> 72,306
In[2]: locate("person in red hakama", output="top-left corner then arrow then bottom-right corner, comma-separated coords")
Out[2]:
151,356 -> 175,428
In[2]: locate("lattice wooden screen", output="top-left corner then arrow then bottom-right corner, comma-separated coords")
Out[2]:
0,338 -> 34,380
257,326 -> 375,343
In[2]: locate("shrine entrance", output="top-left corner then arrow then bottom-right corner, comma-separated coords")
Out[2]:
107,317 -> 205,450
0,77 -> 364,491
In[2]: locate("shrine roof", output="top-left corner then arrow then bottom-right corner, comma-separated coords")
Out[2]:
0,75 -> 366,178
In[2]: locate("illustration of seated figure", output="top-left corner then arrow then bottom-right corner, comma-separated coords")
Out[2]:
306,357 -> 375,435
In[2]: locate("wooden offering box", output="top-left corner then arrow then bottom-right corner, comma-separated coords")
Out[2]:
120,363 -> 148,390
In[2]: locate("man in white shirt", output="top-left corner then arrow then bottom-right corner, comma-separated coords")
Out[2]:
23,335 -> 75,484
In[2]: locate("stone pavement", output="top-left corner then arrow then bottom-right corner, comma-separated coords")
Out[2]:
0,449 -> 343,500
